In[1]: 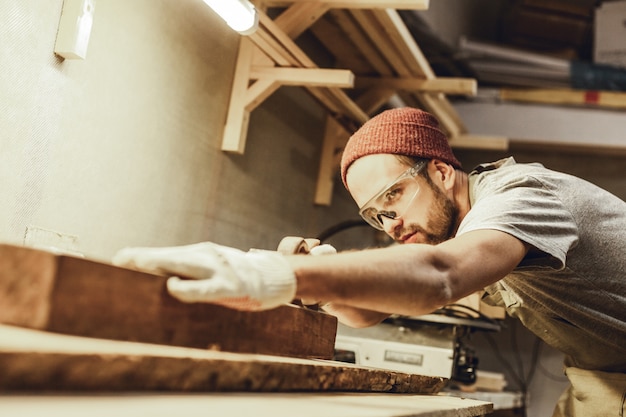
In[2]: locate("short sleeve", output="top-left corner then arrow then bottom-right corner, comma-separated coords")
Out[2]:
458,171 -> 579,270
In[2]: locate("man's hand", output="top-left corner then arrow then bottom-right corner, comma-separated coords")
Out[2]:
112,242 -> 296,311
308,244 -> 337,256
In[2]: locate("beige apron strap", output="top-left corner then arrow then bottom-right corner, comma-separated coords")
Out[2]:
552,367 -> 626,417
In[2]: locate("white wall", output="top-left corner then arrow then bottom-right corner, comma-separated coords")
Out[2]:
0,0 -> 370,261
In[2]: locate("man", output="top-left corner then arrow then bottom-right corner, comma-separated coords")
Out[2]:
114,108 -> 626,416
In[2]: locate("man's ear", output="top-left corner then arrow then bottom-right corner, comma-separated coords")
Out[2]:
429,159 -> 456,190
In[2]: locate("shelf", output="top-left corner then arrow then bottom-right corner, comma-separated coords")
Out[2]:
221,1 -> 502,205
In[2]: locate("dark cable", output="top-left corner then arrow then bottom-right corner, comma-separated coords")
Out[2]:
315,218 -> 369,242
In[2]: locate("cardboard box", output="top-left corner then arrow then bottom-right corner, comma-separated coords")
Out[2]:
594,1 -> 626,68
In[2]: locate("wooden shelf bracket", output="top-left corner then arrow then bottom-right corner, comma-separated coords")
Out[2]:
219,1 -> 499,205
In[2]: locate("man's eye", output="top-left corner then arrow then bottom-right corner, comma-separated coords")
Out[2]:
383,186 -> 403,204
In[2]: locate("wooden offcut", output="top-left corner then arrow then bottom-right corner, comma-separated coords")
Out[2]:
0,392 -> 493,417
0,324 -> 448,393
0,244 -> 337,359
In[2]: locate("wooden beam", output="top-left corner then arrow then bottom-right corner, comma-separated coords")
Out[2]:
371,9 -> 433,77
358,9 -> 469,138
315,116 -> 347,205
274,2 -> 331,39
245,78 -> 281,112
250,67 -> 355,88
499,88 -> 626,110
314,89 -> 395,205
510,138 -> 626,156
351,9 -> 411,77
225,0 -> 491,208
309,15 -> 375,74
252,9 -> 368,123
251,29 -> 299,67
222,38 -> 254,153
329,10 -> 394,75
355,76 -> 477,95
257,11 -> 316,68
417,93 -> 466,137
448,134 -> 510,151
0,244 -> 338,360
265,0 -> 430,9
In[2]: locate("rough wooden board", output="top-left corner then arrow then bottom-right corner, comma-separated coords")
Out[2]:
0,393 -> 492,417
0,324 -> 448,394
0,244 -> 337,359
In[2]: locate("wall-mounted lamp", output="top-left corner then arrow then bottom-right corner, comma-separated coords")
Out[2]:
54,0 -> 96,59
202,0 -> 259,35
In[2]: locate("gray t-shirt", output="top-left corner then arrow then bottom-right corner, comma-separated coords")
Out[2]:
457,157 -> 626,372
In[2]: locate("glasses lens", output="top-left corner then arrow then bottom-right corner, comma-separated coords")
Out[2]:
360,206 -> 385,230
359,177 -> 420,230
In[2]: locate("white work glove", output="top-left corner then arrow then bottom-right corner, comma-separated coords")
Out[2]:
112,242 -> 296,311
308,244 -> 337,256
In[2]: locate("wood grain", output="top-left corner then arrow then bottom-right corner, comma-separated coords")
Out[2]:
0,324 -> 448,394
0,393 -> 492,417
0,244 -> 337,359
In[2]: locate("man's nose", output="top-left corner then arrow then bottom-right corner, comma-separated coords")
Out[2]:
382,216 -> 403,237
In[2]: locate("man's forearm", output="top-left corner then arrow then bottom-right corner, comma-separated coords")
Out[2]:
321,302 -> 390,328
288,244 -> 451,317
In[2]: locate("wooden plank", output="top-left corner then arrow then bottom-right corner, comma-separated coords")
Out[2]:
314,89 -> 395,205
246,67 -> 355,113
417,93 -> 466,137
0,392 -> 493,417
274,2 -> 330,39
245,78 -> 281,111
265,0 -> 430,9
253,9 -> 369,124
258,11 -> 316,68
350,8 -> 470,141
371,9 -> 433,77
448,134 -> 510,151
398,90 -> 467,140
499,87 -> 626,109
0,244 -> 337,360
510,137 -> 626,156
0,324 -> 449,394
251,28 -> 299,67
321,88 -> 369,123
249,67 -> 355,87
355,76 -> 477,95
309,15 -> 375,74
222,38 -> 254,153
351,9 -> 411,77
459,37 -> 569,70
330,9 -> 394,75
314,116 -> 347,205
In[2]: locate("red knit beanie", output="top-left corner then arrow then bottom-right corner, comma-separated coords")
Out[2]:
340,107 -> 461,188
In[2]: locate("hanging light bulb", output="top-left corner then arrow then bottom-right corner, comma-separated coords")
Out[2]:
203,0 -> 259,35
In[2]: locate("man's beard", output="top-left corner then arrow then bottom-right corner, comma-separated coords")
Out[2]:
394,178 -> 459,245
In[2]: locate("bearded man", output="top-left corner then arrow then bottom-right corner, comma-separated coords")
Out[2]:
115,108 -> 626,417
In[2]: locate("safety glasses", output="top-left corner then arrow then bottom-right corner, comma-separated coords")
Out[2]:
358,161 -> 428,230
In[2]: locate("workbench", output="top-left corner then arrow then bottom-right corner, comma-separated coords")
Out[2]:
0,393 -> 492,417
0,324 -> 492,417
0,245 -> 492,416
